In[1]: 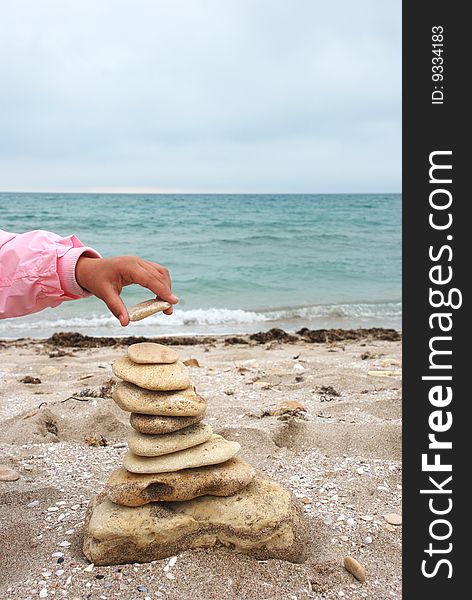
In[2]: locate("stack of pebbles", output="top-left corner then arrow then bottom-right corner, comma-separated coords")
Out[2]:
83,298 -> 307,566
106,342 -> 256,505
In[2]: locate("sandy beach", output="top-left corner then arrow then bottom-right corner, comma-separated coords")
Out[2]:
0,329 -> 402,600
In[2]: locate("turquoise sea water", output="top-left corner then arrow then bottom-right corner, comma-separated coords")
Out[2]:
0,193 -> 401,338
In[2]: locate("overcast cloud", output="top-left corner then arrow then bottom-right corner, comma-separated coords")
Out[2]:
0,0 -> 401,193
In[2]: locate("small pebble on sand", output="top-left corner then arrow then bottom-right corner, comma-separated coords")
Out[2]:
0,465 -> 20,481
384,512 -> 402,525
183,358 -> 200,367
343,556 -> 366,583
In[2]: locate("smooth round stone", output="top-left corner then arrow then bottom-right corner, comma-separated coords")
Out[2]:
112,357 -> 190,391
343,556 -> 366,583
384,512 -> 402,526
0,465 -> 20,481
128,343 -> 179,365
128,342 -> 179,365
130,412 -> 204,435
127,423 -> 213,457
106,457 -> 256,506
113,382 -> 205,416
129,299 -> 171,322
123,434 -> 241,474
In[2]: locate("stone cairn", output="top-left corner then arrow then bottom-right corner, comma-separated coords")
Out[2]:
83,304 -> 306,566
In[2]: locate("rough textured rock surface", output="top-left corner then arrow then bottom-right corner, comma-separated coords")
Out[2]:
129,299 -> 171,321
130,412 -> 205,434
83,477 -> 307,565
128,342 -> 179,364
124,434 -> 240,473
127,423 -> 213,457
112,381 -> 205,416
106,458 -> 256,506
112,357 -> 190,391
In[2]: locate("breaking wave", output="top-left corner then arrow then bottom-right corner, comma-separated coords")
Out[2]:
0,301 -> 402,338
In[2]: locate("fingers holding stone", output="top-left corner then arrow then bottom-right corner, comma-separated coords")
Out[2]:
131,265 -> 178,306
101,286 -> 130,326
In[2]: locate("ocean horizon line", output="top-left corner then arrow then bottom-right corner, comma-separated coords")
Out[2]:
0,190 -> 402,196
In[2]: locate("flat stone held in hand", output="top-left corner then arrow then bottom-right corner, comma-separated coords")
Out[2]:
128,343 -> 179,365
130,412 -> 205,435
106,457 -> 256,505
112,357 -> 190,391
83,476 -> 307,565
129,299 -> 171,322
113,382 -> 205,416
127,423 -> 213,457
123,434 -> 241,473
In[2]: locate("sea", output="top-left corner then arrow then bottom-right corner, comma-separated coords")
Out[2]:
0,193 -> 401,339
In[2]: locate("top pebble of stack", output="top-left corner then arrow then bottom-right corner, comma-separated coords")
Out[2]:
128,343 -> 178,364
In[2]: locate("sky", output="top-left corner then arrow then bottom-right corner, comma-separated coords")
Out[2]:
0,1 -> 401,193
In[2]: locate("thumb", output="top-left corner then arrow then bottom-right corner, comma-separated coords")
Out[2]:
102,287 -> 129,326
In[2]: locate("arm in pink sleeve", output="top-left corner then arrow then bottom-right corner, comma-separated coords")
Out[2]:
0,229 -> 101,319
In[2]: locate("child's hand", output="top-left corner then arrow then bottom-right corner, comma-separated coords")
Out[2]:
75,255 -> 178,326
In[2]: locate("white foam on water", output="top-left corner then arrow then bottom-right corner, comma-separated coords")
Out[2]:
0,301 -> 402,338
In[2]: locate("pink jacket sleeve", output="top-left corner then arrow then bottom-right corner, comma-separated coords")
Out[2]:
0,229 -> 101,319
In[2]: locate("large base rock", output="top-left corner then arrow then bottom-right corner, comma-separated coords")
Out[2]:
83,477 -> 307,565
